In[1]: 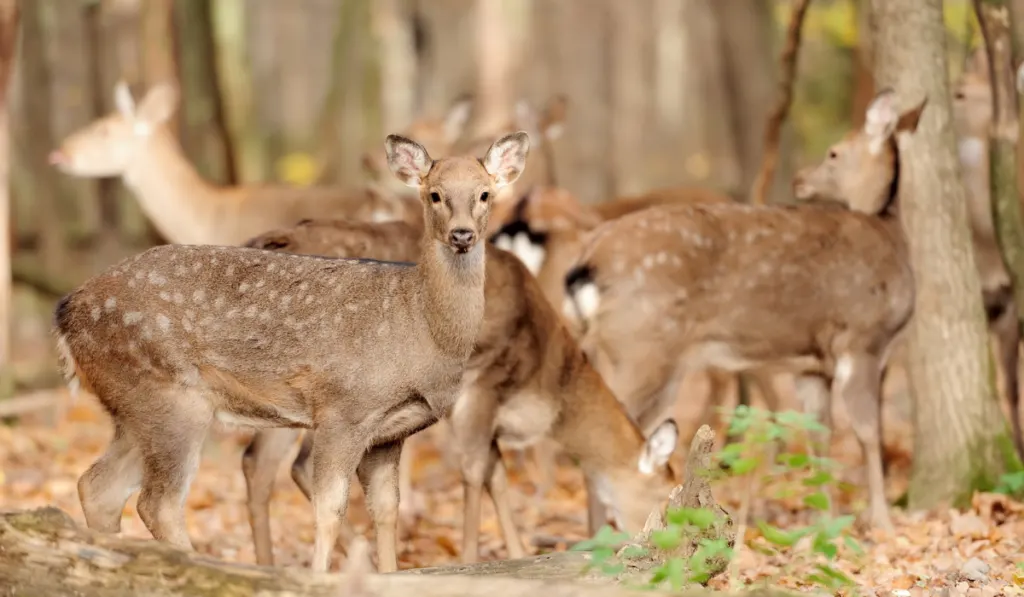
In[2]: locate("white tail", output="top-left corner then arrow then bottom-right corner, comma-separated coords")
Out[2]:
238,218 -> 680,566
565,89 -> 928,532
54,132 -> 530,573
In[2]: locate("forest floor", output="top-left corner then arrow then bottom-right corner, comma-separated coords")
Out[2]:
1,371 -> 1022,597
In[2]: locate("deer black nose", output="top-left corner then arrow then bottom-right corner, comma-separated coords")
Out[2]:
449,228 -> 476,249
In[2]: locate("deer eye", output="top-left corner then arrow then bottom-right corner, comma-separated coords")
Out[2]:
430,192 -> 441,204
954,91 -> 966,100
479,191 -> 490,203
828,149 -> 839,160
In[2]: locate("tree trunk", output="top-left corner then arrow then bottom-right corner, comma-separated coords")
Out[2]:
0,0 -> 17,394
850,0 -> 875,128
975,0 -> 1024,462
871,0 -> 1017,510
173,0 -> 234,184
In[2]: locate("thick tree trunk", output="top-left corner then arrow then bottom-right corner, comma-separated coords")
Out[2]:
975,0 -> 1024,462
871,0 -> 1016,510
0,0 -> 16,393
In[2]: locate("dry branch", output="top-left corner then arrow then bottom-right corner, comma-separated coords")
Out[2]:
0,0 -> 19,375
0,426 -> 747,596
749,0 -> 812,206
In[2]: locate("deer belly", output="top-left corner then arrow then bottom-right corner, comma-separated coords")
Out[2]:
494,393 -> 557,450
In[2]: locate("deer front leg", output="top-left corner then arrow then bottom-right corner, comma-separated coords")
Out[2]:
356,440 -> 404,573
310,422 -> 363,572
834,353 -> 892,532
243,427 -> 302,566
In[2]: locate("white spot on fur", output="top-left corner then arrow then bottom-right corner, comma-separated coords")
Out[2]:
244,305 -> 257,318
642,255 -> 655,269
255,279 -> 265,289
370,208 -> 393,222
148,271 -> 167,285
572,281 -> 600,321
172,292 -> 184,304
156,314 -> 171,332
193,290 -> 206,303
159,291 -> 171,302
91,307 -> 101,321
226,265 -> 236,276
238,282 -> 250,293
509,233 -> 546,275
104,297 -> 117,311
123,312 -> 143,325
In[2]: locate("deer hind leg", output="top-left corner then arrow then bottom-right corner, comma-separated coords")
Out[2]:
242,427 -> 302,566
485,442 -> 527,560
993,299 -> 1024,462
78,422 -> 143,533
134,389 -> 214,550
356,440 -> 404,573
833,353 -> 892,532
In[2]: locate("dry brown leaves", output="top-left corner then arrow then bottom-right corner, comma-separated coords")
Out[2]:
1,388 -> 1022,596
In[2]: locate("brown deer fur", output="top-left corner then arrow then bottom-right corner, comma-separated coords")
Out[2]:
53,132 -> 531,572
48,82 -> 450,245
564,90 -> 927,532
239,219 -> 680,566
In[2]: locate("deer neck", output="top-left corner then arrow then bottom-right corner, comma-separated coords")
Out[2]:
417,237 -> 487,359
555,359 -> 646,474
122,127 -> 221,245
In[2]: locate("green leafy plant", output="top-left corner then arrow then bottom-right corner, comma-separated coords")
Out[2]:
993,470 -> 1024,497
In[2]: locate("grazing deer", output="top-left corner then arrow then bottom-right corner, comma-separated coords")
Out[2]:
950,55 -> 1024,460
53,132 -> 530,572
47,82 -> 456,246
240,218 -> 680,566
564,89 -> 927,532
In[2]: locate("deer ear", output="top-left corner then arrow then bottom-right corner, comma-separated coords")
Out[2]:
638,419 -> 678,474
864,88 -> 899,155
113,80 -> 135,118
483,131 -> 530,188
443,94 -> 474,145
385,135 -> 433,188
136,83 -> 179,130
896,97 -> 927,134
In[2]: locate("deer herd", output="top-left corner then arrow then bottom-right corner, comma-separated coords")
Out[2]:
46,47 -> 1024,573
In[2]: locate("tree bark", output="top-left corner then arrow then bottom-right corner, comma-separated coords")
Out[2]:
871,0 -> 1017,510
749,0 -> 811,206
975,0 -> 1024,462
0,426 -> 746,597
0,0 -> 16,392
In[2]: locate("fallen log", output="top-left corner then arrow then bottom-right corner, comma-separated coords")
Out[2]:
0,426 -> 745,596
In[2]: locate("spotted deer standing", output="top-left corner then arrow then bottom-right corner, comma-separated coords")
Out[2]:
950,51 -> 1024,459
564,89 -> 927,531
48,82 -> 476,245
53,132 -> 530,572
241,218 -> 680,565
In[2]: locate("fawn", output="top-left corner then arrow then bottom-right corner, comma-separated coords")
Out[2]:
564,89 -> 927,532
53,131 -> 530,572
47,81 -> 446,246
241,217 -> 680,566
950,52 -> 1024,459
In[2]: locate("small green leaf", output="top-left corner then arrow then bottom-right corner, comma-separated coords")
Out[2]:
814,563 -> 854,586
620,545 -> 649,559
777,452 -> 811,468
802,470 -> 834,487
600,562 -> 625,575
843,535 -> 866,556
651,528 -> 682,551
573,525 -> 630,551
666,507 -> 718,530
803,491 -> 830,511
823,515 -> 856,539
756,521 -> 804,547
812,533 -> 839,560
729,456 -> 760,475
